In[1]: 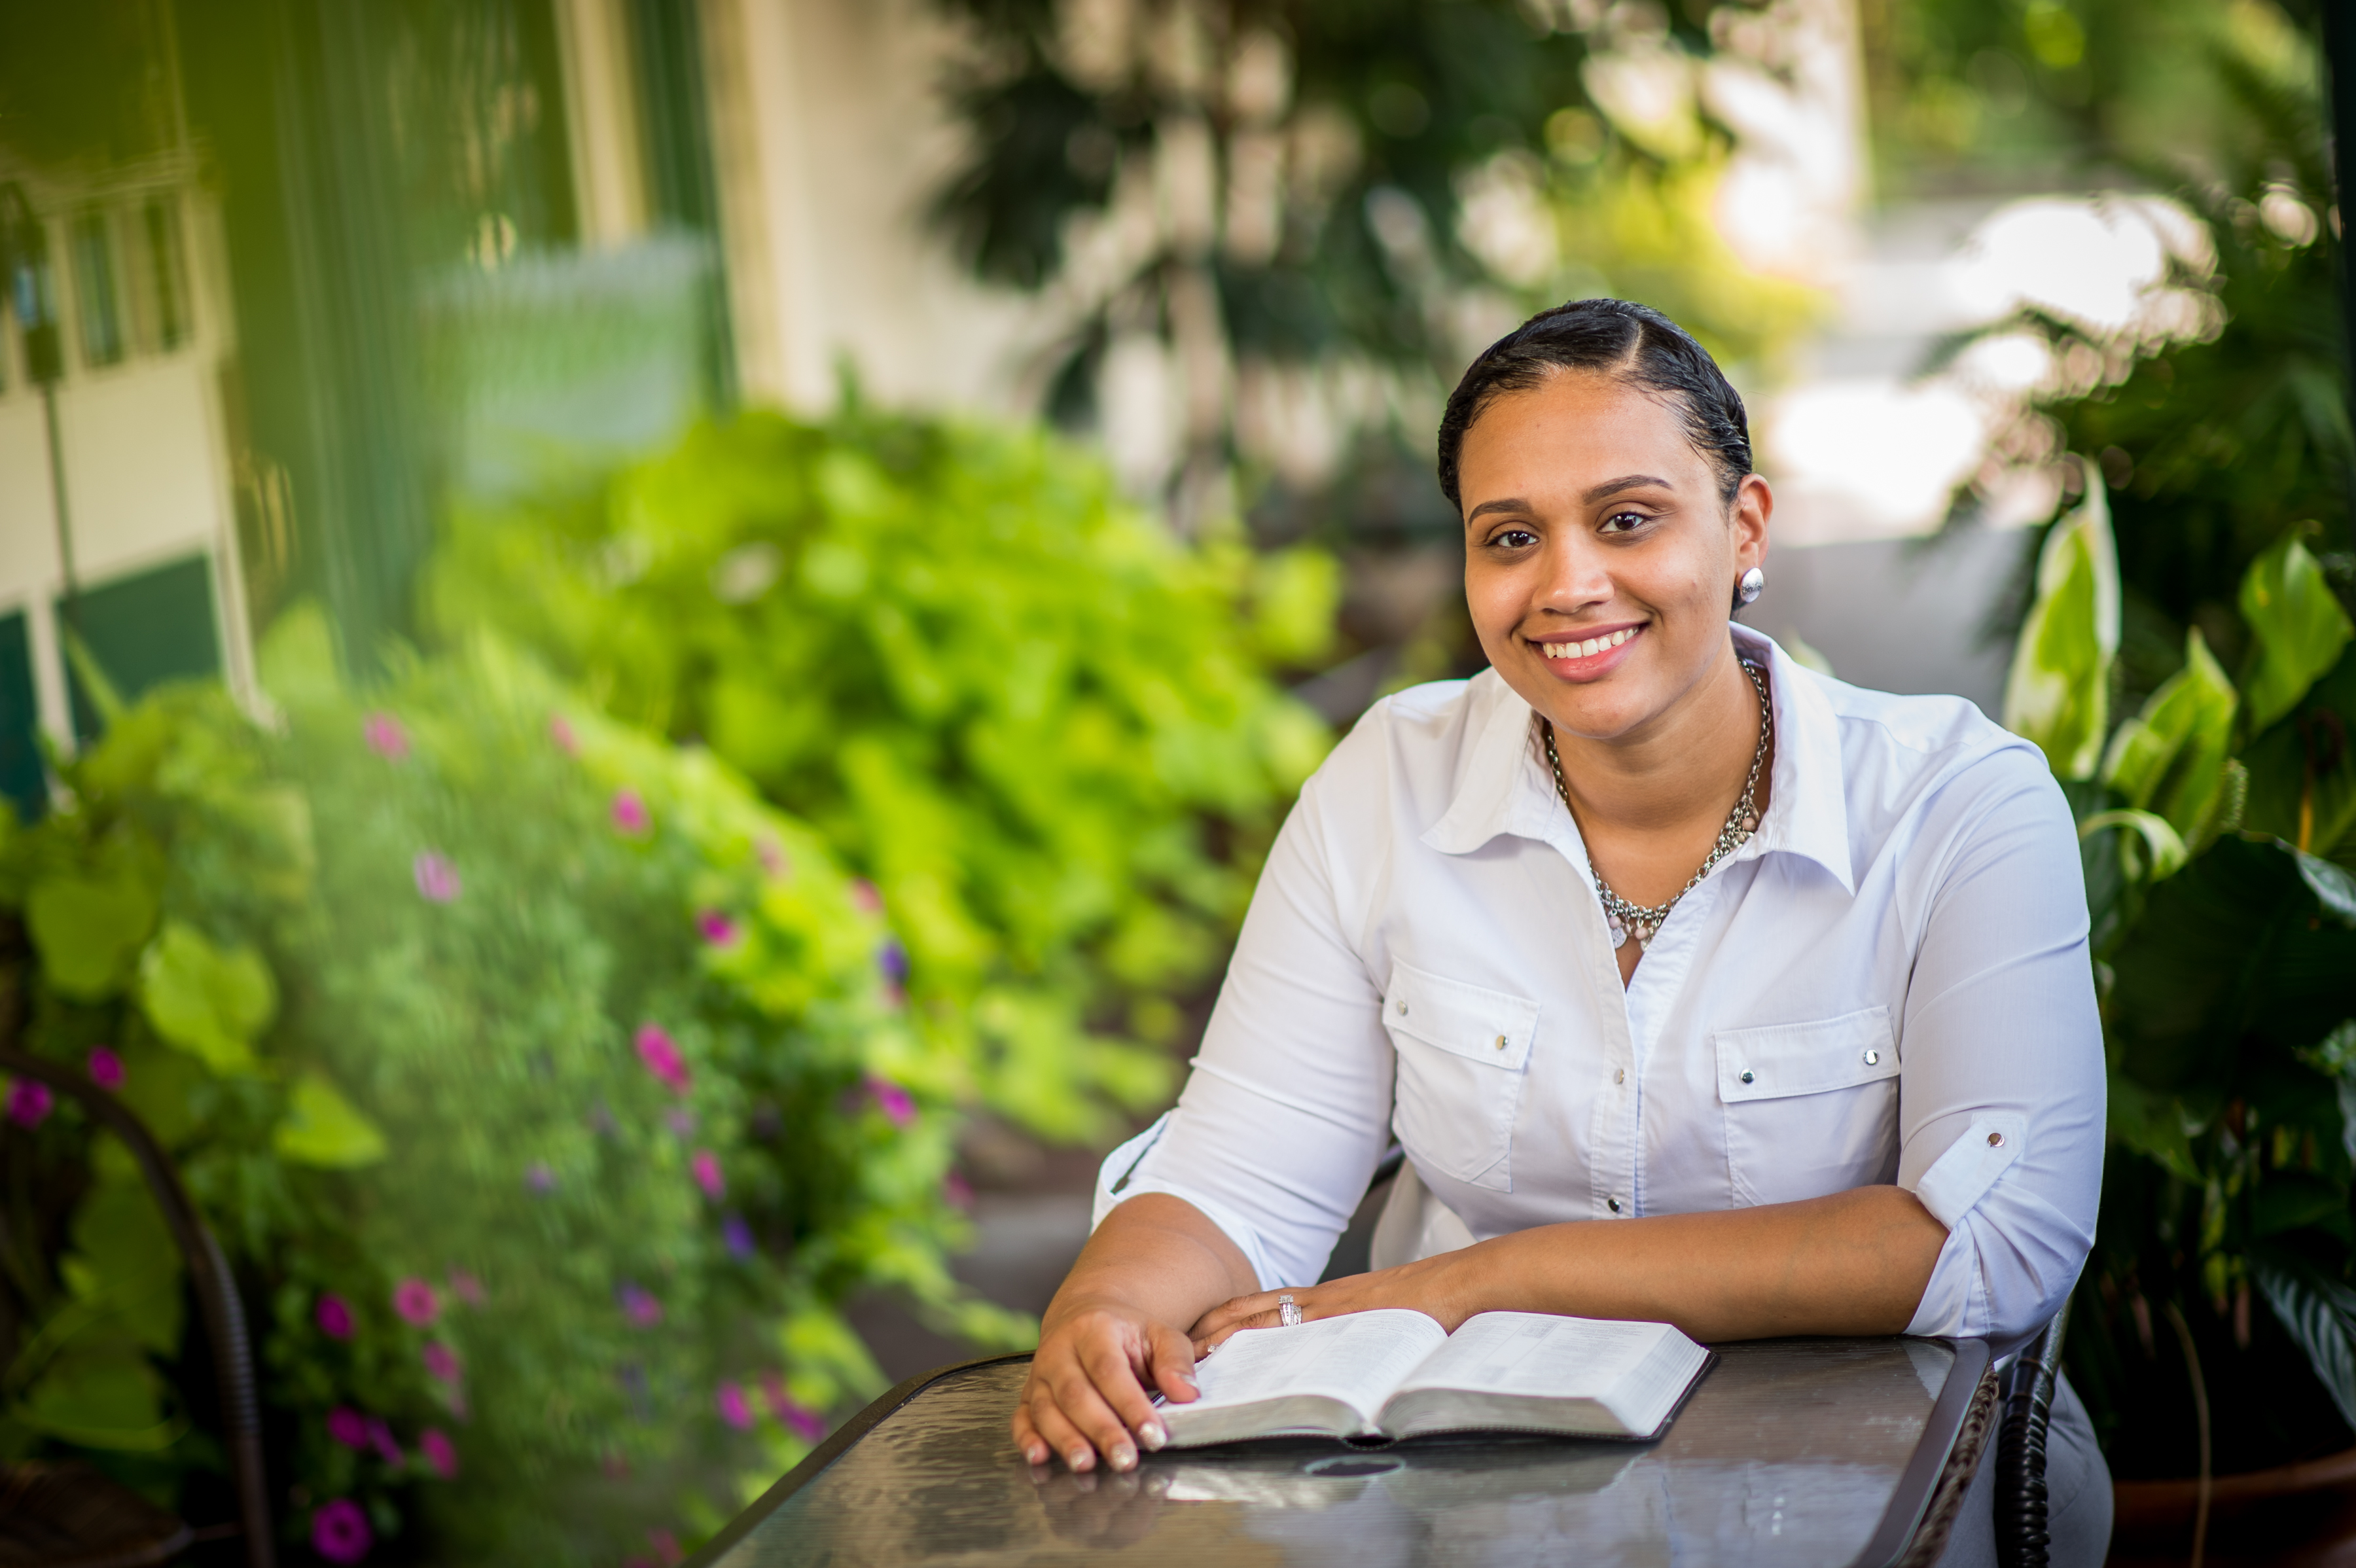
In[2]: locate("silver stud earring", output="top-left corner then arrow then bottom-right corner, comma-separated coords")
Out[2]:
1736,567 -> 1766,606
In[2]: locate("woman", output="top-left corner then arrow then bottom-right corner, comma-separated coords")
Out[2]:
1017,299 -> 2109,1563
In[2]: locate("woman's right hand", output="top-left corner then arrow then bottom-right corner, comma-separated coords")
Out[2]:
1014,1293 -> 1202,1473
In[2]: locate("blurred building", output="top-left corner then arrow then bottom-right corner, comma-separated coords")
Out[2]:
0,0 -> 1039,819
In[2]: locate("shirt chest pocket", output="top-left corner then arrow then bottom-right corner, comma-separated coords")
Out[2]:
1382,961 -> 1539,1194
1713,1006 -> 1901,1207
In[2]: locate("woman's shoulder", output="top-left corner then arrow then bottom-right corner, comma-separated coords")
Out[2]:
1791,661 -> 2065,830
1300,670 -> 1518,815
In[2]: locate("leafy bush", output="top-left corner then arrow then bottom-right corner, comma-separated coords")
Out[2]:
426,406 -> 1336,1141
0,614 -> 1016,1564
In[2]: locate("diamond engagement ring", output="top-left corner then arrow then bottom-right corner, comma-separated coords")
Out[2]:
1277,1294 -> 1302,1327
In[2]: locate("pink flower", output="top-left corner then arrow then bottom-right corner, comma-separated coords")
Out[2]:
316,1294 -> 355,1340
363,712 -> 410,760
86,1048 -> 123,1091
849,879 -> 883,914
757,838 -> 789,878
550,715 -> 578,755
5,1080 -> 51,1129
419,1427 -> 458,1478
611,789 -> 651,835
412,851 -> 461,903
717,1383 -> 753,1430
691,1150 -> 724,1200
617,1283 -> 664,1327
365,1417 -> 404,1468
762,1372 -> 826,1440
448,1270 -> 485,1307
421,1341 -> 461,1384
696,909 -> 739,945
649,1529 -> 683,1567
326,1406 -> 368,1450
393,1277 -> 439,1327
312,1499 -> 372,1564
634,1024 -> 690,1094
867,1076 -> 916,1128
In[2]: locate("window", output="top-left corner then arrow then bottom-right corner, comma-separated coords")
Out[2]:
143,197 -> 190,351
71,211 -> 124,368
60,555 -> 220,744
0,611 -> 40,819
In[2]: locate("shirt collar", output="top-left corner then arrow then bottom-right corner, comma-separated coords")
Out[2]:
1419,626 -> 1857,895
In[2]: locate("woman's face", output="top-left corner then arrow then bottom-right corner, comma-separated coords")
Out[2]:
1457,370 -> 1770,742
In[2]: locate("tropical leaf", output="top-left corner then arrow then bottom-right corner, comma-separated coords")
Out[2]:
26,870 -> 159,1000
2300,848 -> 2356,925
2101,627 -> 2239,849
2241,531 -> 2355,735
271,1071 -> 389,1168
135,921 -> 276,1075
2079,808 -> 2190,882
2255,1252 -> 2356,1431
2005,467 -> 2120,779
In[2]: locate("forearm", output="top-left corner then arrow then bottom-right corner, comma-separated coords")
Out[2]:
1449,1185 -> 1946,1341
1043,1194 -> 1260,1336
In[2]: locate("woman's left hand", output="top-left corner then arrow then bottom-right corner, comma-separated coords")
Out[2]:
1188,1249 -> 1482,1356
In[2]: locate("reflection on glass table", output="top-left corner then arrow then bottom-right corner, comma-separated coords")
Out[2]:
688,1335 -> 1994,1567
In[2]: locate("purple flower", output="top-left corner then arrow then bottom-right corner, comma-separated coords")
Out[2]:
867,1076 -> 916,1128
5,1080 -> 51,1129
721,1213 -> 756,1260
635,1024 -> 691,1094
326,1406 -> 368,1450
697,909 -> 739,946
691,1150 -> 724,1200
86,1048 -> 123,1091
316,1294 -> 355,1340
311,1499 -> 372,1565
550,714 -> 579,755
761,1371 -> 827,1440
849,879 -> 883,915
393,1277 -> 439,1327
664,1107 -> 698,1137
617,1283 -> 664,1328
419,1427 -> 458,1478
717,1383 -> 753,1431
448,1270 -> 485,1307
365,1417 -> 404,1468
363,712 -> 410,760
412,851 -> 461,903
611,789 -> 651,835
876,940 -> 909,985
525,1161 -> 557,1194
421,1341 -> 461,1385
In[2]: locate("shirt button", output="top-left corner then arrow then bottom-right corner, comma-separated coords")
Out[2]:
1988,1131 -> 2005,1147
1607,1196 -> 1622,1213
1396,1001 -> 1408,1016
1739,1070 -> 1755,1084
1864,1049 -> 1880,1065
1494,1034 -> 1507,1051
1614,1068 -> 1626,1084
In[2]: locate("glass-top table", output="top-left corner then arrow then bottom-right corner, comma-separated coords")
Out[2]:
688,1336 -> 1995,1568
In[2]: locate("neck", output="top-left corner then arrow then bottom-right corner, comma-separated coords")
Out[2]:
1546,636 -> 1767,839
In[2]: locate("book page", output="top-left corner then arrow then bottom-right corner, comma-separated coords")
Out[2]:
1175,1309 -> 1448,1426
1389,1311 -> 1667,1401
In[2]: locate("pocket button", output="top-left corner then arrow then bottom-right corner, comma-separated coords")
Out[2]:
1493,1035 -> 1507,1051
1863,1049 -> 1880,1065
1739,1069 -> 1755,1084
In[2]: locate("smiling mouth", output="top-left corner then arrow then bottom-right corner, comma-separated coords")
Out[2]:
1537,625 -> 1641,660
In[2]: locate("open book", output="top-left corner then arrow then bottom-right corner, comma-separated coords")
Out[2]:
1160,1310 -> 1711,1448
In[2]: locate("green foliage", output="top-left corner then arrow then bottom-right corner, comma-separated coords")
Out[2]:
2003,468 -> 2356,1474
427,406 -> 1334,1143
0,618 -> 1016,1563
2003,469 -> 2120,779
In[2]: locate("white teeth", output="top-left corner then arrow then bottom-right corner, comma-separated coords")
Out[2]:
1580,639 -> 1600,657
1611,630 -> 1630,645
1541,630 -> 1638,659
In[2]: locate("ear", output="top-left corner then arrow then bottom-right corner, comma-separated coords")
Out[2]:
1730,473 -> 1772,577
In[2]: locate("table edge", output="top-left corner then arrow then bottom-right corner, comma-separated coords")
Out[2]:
683,1337 -> 1991,1568
681,1351 -> 1036,1568
1844,1336 -> 1993,1568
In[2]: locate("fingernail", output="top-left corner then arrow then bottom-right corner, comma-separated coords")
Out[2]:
1140,1421 -> 1166,1451
1176,1371 -> 1198,1389
1067,1448 -> 1092,1471
1026,1444 -> 1047,1465
1111,1442 -> 1137,1470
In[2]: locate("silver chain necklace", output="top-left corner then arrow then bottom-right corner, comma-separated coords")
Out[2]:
1543,659 -> 1773,952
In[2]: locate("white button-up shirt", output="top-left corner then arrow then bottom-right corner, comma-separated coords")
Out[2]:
1104,627 -> 2104,1347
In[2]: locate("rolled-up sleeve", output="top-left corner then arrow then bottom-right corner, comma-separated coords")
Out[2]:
1097,749 -> 1397,1289
1896,748 -> 2105,1347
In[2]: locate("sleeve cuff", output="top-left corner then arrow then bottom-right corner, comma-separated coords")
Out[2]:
1909,1113 -> 2026,1228
1090,1111 -> 1287,1290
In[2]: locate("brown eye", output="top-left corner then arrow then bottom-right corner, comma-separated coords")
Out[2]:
1599,511 -> 1648,534
1491,527 -> 1539,549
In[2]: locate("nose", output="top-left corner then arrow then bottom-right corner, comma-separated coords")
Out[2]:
1536,531 -> 1614,615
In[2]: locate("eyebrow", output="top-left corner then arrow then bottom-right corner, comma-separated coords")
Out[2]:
1465,474 -> 1675,522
